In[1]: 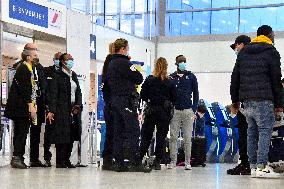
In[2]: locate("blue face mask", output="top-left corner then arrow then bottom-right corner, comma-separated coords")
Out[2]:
66,60 -> 74,70
178,62 -> 186,71
54,59 -> 60,67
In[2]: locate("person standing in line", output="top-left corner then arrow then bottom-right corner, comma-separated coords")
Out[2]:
168,55 -> 199,170
101,43 -> 115,170
43,52 -> 62,167
5,44 -> 40,169
227,35 -> 251,175
139,57 -> 176,170
47,53 -> 82,168
230,25 -> 282,178
106,38 -> 151,172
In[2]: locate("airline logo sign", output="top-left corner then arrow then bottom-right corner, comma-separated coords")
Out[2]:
48,9 -> 62,28
9,0 -> 62,29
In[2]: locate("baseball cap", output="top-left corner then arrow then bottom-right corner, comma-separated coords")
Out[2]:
230,35 -> 251,50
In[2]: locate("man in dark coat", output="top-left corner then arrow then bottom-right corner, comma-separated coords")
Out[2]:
5,43 -> 41,169
43,52 -> 62,167
230,25 -> 282,178
227,35 -> 251,175
46,53 -> 82,168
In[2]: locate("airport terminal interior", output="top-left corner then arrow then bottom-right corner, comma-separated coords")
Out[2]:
0,0 -> 284,188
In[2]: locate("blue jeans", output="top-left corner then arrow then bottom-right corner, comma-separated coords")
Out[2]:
243,100 -> 275,167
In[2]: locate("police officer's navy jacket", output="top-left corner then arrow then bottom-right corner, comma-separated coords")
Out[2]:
140,75 -> 176,106
106,54 -> 143,96
170,71 -> 199,112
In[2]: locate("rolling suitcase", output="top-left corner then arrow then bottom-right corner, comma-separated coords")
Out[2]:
191,120 -> 207,167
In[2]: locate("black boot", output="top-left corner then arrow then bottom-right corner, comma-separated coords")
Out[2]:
65,161 -> 76,168
153,159 -> 161,170
44,160 -> 52,167
11,157 -> 28,169
227,163 -> 251,175
102,158 -> 113,170
128,164 -> 152,173
30,159 -> 46,167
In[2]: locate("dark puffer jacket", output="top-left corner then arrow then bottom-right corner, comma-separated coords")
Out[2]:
230,42 -> 282,108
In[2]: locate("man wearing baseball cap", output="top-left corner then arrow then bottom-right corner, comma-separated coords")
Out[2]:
227,35 -> 251,175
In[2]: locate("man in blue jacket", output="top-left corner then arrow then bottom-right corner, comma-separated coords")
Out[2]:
168,55 -> 199,170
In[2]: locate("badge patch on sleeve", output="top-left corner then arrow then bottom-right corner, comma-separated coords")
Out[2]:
130,65 -> 137,71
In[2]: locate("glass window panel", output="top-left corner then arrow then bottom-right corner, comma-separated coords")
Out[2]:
240,6 -> 284,33
241,0 -> 284,6
106,0 -> 118,14
167,0 -> 211,10
52,0 -> 67,5
211,10 -> 238,34
71,0 -> 86,12
135,0 -> 145,12
121,0 -> 132,12
121,14 -> 132,33
105,15 -> 118,29
135,14 -> 144,37
93,15 -> 104,25
90,0 -> 104,14
148,0 -> 156,12
212,0 -> 239,8
166,11 -> 210,36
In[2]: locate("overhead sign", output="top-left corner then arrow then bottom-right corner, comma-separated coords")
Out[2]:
1,0 -> 66,38
9,0 -> 49,28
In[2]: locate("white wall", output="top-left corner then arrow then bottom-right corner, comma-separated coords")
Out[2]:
157,36 -> 284,106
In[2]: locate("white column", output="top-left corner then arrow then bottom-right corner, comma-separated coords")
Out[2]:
66,10 -> 91,165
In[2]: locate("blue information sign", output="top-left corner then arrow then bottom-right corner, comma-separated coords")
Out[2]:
9,0 -> 48,28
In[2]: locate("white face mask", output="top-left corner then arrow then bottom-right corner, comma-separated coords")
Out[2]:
235,49 -> 239,55
230,113 -> 237,118
198,112 -> 205,118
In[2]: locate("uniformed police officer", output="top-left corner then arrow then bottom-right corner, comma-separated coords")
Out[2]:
139,57 -> 176,170
106,38 -> 151,172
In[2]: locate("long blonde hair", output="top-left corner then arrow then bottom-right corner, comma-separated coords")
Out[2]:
153,57 -> 168,80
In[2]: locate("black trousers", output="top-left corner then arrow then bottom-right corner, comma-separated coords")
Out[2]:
44,123 -> 54,161
140,108 -> 170,162
102,103 -> 113,164
56,143 -> 73,165
30,122 -> 43,162
13,117 -> 30,158
237,111 -> 249,164
111,96 -> 140,166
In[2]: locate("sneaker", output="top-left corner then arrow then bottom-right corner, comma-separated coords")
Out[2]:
255,166 -> 281,179
227,163 -> 251,175
273,164 -> 284,173
185,164 -> 192,170
250,168 -> 257,178
167,162 -> 175,169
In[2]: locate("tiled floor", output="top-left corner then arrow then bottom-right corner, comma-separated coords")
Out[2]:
0,164 -> 283,189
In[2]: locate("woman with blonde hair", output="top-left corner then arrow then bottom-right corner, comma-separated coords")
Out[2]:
101,42 -> 115,170
139,57 -> 177,170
